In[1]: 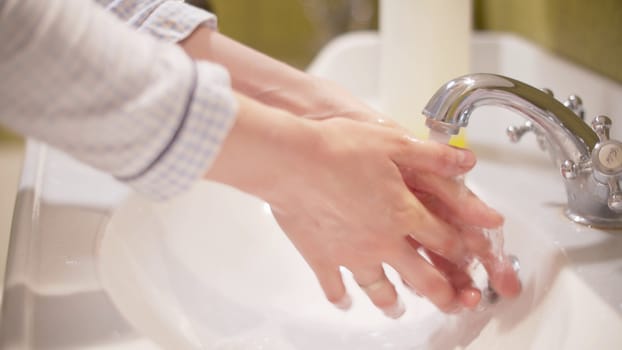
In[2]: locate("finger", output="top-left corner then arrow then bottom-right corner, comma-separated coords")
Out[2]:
454,226 -> 521,299
312,264 -> 351,310
407,201 -> 519,300
407,237 -> 482,309
479,251 -> 522,299
405,172 -> 504,228
453,224 -> 521,299
414,192 -> 495,260
425,249 -> 482,309
351,266 -> 404,318
418,210 -> 519,299
459,288 -> 482,309
405,237 -> 470,284
390,136 -> 476,177
388,241 -> 459,313
402,196 -> 468,265
462,227 -> 521,298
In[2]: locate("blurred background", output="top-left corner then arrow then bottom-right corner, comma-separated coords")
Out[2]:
1,0 -> 621,253
189,0 -> 622,81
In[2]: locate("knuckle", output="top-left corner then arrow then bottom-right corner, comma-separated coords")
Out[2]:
394,133 -> 411,150
437,147 -> 457,172
390,133 -> 415,158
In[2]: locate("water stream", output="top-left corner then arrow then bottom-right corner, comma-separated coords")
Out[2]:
428,129 -> 519,309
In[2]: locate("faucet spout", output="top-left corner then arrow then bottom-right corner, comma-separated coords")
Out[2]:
423,73 -> 599,165
423,73 -> 622,228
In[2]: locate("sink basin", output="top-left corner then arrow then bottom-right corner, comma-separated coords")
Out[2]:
98,178 -> 617,350
98,33 -> 622,349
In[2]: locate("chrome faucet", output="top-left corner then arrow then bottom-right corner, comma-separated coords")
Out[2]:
423,73 -> 622,229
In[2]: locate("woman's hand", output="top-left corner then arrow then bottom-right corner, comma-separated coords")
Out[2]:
182,28 -> 520,313
206,93 -> 508,317
269,118 -> 478,316
294,79 -> 523,306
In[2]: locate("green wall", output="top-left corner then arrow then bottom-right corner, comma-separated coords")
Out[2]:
475,0 -> 621,83
209,0 -> 377,68
210,1 -> 622,83
209,1 -> 317,68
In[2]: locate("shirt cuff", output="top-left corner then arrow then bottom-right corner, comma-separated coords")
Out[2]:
137,1 -> 217,43
119,60 -> 238,200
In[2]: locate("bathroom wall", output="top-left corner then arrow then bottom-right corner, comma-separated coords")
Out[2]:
474,0 -> 622,84
209,0 -> 622,84
208,0 -> 377,68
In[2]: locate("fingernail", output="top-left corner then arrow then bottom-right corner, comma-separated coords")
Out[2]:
333,294 -> 352,311
382,298 -> 406,319
458,150 -> 476,168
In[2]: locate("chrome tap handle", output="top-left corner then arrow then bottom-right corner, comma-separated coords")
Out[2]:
506,89 -> 553,143
607,178 -> 622,212
563,95 -> 585,120
592,115 -> 612,142
588,115 -> 622,212
507,92 -> 585,146
560,158 -> 592,180
506,121 -> 548,150
560,160 -> 578,179
506,89 -> 580,151
506,121 -> 534,143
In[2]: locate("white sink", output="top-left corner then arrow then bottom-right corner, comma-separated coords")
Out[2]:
98,32 -> 622,349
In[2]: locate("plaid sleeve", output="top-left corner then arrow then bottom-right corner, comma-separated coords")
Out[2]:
0,0 -> 237,200
96,0 -> 216,43
117,60 -> 238,199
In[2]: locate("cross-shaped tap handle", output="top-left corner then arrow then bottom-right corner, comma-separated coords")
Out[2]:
592,115 -> 612,142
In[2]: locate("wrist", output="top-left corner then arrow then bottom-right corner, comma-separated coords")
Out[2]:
204,93 -> 322,203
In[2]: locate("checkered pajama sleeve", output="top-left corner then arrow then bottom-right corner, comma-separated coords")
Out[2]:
96,0 -> 217,43
0,0 -> 237,200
